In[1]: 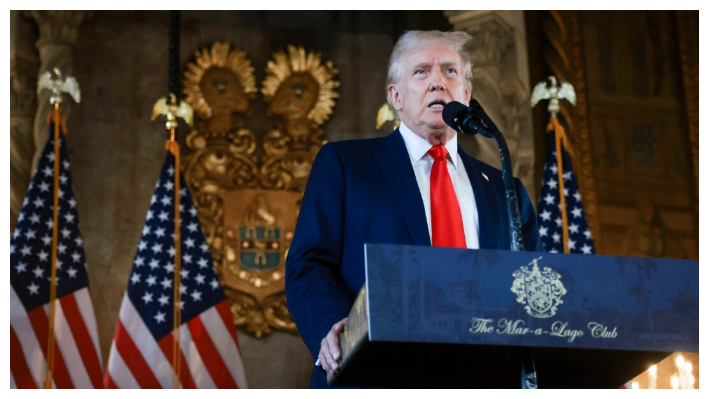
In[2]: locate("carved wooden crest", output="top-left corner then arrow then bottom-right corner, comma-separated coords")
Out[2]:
182,42 -> 339,337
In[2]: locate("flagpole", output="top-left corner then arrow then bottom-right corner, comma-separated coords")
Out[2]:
43,101 -> 63,389
549,117 -> 571,254
167,128 -> 182,389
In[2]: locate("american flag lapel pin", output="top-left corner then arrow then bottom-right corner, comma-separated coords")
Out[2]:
481,171 -> 489,182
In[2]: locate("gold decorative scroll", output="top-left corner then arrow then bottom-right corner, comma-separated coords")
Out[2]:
182,42 -> 339,337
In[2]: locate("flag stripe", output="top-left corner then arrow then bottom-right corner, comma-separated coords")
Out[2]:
105,341 -> 140,389
53,298 -> 93,388
179,325 -> 217,389
116,296 -> 172,387
11,287 -> 46,388
188,314 -> 237,388
104,374 -> 118,389
26,306 -> 74,388
10,326 -> 38,389
59,293 -> 104,387
215,300 -> 241,351
114,319 -> 162,388
74,288 -> 102,360
205,302 -> 247,388
157,333 -> 197,389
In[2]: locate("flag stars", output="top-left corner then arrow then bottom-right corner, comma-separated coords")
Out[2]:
555,217 -> 562,227
142,226 -> 151,236
197,258 -> 209,269
151,243 -> 163,254
571,207 -> 583,218
33,197 -> 45,208
32,266 -> 44,278
568,239 -> 576,250
135,256 -> 145,267
154,227 -> 166,238
160,277 -> 172,289
167,166 -> 175,176
190,290 -> 202,302
543,194 -> 555,205
200,243 -> 209,253
67,267 -> 78,278
168,246 -> 176,257
180,269 -> 189,279
62,160 -> 70,169
189,207 -> 197,217
158,294 -> 170,306
74,236 -> 83,246
21,245 -> 32,257
563,171 -> 572,181
149,259 -> 160,270
28,282 -> 40,295
64,213 -> 75,223
29,214 -> 40,224
61,228 -> 71,239
161,196 -> 172,206
24,229 -> 37,240
41,235 -> 52,246
164,263 -> 174,274
158,211 -> 169,222
138,240 -> 148,251
38,181 -> 51,192
151,195 -> 157,205
46,152 -> 55,162
57,243 -> 67,254
584,229 -> 593,239
43,166 -> 53,176
15,262 -> 27,274
581,244 -> 593,254
13,228 -> 22,240
142,292 -> 153,304
45,218 -> 54,230
183,254 -> 192,264
180,188 -> 187,197
549,164 -> 558,174
210,279 -> 220,290
569,223 -> 579,234
552,233 -> 561,243
59,174 -> 68,185
68,198 -> 76,209
563,188 -> 569,197
38,250 -> 49,262
539,227 -> 548,237
184,238 -> 195,249
146,210 -> 154,220
195,274 -> 206,285
164,181 -> 174,191
546,178 -> 558,190
154,311 -> 166,324
130,272 -> 141,284
573,192 -> 582,202
187,222 -> 198,233
10,244 -> 15,254
71,252 -> 82,263
146,275 -> 157,287
56,260 -> 63,270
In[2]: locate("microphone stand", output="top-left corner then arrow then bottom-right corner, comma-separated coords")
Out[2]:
465,100 -> 536,389
466,100 -> 524,251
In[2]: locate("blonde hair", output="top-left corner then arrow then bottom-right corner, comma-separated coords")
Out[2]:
386,30 -> 473,110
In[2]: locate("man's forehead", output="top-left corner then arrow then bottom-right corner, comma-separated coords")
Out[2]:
403,44 -> 463,67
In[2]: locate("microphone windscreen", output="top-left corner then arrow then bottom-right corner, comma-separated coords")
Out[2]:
442,101 -> 468,129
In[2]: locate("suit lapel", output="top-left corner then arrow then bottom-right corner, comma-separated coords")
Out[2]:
372,129 -> 431,246
459,146 -> 499,250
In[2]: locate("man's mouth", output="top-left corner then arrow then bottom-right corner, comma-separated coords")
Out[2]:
428,100 -> 447,109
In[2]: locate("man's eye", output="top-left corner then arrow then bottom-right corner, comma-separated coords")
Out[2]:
446,68 -> 457,74
414,69 -> 425,75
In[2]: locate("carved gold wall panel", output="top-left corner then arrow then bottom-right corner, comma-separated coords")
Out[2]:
182,42 -> 339,337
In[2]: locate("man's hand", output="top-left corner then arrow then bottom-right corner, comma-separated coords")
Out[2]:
319,317 -> 348,375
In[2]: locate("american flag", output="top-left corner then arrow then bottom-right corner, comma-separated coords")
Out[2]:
104,151 -> 247,389
537,130 -> 596,254
10,123 -> 104,388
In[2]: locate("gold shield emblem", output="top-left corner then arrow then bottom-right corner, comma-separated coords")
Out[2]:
511,257 -> 567,318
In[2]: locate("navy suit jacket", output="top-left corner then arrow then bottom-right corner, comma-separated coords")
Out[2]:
285,129 -> 543,388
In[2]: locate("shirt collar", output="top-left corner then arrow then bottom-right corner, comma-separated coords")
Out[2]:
399,121 -> 458,169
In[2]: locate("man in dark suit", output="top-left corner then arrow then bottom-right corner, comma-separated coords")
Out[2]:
285,30 -> 543,388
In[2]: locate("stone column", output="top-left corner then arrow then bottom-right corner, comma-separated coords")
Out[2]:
25,11 -> 92,173
445,10 -> 537,201
11,11 -> 40,232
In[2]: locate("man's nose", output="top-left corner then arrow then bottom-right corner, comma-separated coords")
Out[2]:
429,69 -> 446,91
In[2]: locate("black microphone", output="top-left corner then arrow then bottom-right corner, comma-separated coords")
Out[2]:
442,101 -> 488,136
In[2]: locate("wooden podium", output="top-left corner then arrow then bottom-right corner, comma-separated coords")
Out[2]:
328,244 -> 698,388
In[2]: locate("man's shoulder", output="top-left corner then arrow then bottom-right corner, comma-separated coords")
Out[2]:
322,130 -> 398,155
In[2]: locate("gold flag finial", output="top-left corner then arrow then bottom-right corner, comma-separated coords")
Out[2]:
37,68 -> 81,105
530,76 -> 576,117
152,93 -> 194,131
376,102 -> 400,130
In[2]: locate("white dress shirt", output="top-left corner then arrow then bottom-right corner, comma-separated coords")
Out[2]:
399,122 -> 480,249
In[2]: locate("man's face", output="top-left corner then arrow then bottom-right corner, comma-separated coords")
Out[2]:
388,44 -> 471,139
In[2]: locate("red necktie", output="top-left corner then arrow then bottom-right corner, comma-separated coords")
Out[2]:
428,145 -> 466,248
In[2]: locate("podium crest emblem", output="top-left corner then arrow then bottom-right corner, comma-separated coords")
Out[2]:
511,257 -> 567,318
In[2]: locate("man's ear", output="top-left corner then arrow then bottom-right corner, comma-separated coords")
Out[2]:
388,85 -> 403,111
464,87 -> 472,103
